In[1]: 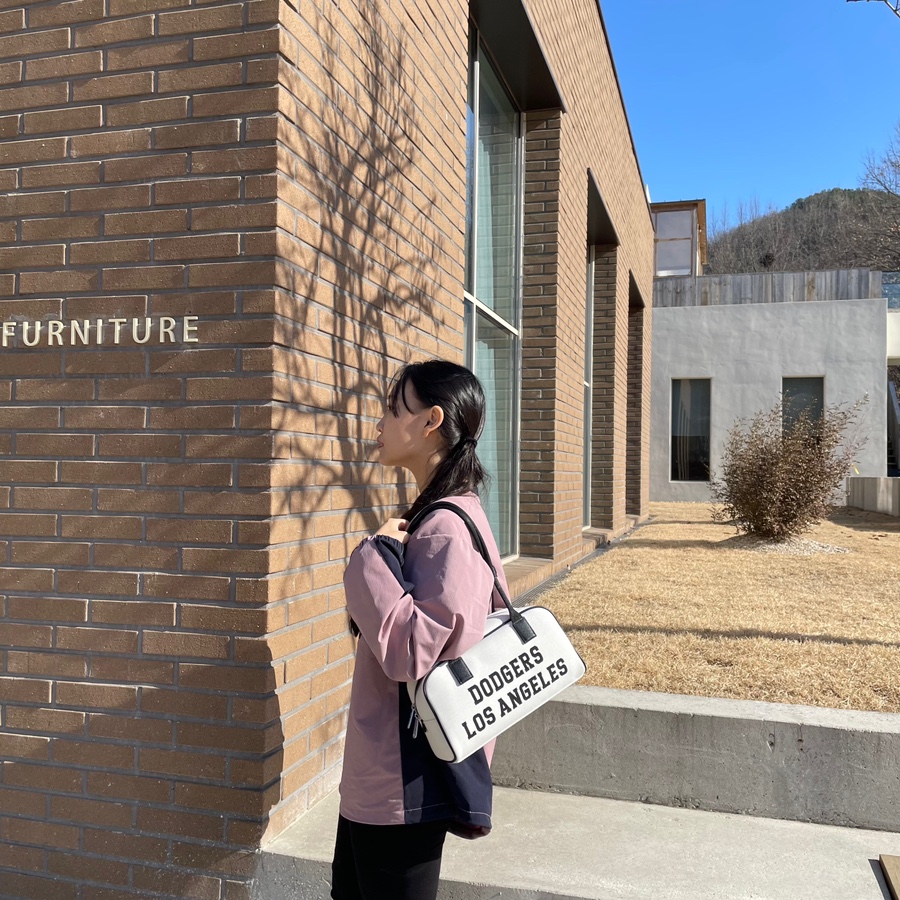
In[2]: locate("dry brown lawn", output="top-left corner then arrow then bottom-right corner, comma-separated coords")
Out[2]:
542,503 -> 900,713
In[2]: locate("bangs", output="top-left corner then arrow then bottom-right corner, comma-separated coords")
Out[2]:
386,366 -> 414,414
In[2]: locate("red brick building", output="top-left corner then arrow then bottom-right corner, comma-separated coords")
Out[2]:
0,1 -> 653,896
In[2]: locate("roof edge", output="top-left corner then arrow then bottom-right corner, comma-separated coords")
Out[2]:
593,0 -> 653,228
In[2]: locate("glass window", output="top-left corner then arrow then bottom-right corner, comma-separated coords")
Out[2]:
671,379 -> 711,481
653,207 -> 697,277
583,248 -> 594,526
465,36 -> 522,556
474,54 -> 519,324
654,210 -> 693,240
464,40 -> 476,295
782,377 -> 824,430
475,316 -> 516,548
656,239 -> 693,277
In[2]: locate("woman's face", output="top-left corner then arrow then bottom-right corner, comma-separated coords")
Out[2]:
374,382 -> 437,469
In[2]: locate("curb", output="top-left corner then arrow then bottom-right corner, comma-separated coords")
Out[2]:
491,684 -> 900,832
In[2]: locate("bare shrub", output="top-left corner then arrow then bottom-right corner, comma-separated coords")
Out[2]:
710,398 -> 867,541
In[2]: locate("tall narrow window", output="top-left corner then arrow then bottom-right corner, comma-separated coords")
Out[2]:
782,377 -> 824,430
465,34 -> 523,556
671,379 -> 710,481
583,247 -> 595,527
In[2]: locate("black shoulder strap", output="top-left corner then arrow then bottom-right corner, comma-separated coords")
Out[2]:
406,501 -> 534,643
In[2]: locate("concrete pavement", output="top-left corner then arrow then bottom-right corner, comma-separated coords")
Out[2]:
254,786 -> 900,899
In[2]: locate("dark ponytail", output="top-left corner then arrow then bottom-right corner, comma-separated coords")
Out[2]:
386,359 -> 489,520
348,359 -> 489,637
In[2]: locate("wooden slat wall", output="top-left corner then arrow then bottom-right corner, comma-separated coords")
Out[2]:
653,268 -> 884,308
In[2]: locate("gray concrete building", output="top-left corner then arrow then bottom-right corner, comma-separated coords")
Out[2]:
648,202 -> 896,502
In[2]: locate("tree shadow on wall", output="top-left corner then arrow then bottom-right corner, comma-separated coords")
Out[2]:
274,0 -> 451,533
260,0 -> 455,853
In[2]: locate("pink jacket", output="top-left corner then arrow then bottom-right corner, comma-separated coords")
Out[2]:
338,493 -> 509,830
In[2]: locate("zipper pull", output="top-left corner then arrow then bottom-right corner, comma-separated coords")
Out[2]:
407,704 -> 422,738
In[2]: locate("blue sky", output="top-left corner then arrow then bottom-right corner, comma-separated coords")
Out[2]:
600,0 -> 899,227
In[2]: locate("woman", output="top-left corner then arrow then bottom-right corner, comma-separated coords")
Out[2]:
332,359 -> 509,900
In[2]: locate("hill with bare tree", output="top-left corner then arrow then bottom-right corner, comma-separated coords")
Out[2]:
708,123 -> 900,275
707,188 -> 900,275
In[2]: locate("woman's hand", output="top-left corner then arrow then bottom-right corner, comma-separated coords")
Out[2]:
375,517 -> 410,543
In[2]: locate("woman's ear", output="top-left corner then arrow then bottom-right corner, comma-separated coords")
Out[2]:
423,405 -> 444,437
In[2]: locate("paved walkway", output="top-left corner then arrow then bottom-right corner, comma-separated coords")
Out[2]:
258,786 -> 900,899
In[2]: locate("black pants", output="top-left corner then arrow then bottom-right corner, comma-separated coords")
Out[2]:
331,814 -> 449,900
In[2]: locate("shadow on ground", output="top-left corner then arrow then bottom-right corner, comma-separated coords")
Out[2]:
564,622 -> 900,650
831,508 -> 900,533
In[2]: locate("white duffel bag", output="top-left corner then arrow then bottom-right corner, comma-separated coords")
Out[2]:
405,502 -> 586,764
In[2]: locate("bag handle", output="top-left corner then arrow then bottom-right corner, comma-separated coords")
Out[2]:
406,501 -> 535,644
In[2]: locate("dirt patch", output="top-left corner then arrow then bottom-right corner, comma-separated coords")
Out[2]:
542,503 -> 900,713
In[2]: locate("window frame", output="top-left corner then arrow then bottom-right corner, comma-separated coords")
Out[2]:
464,30 -> 525,559
583,246 -> 595,527
669,377 -> 712,483
653,207 -> 697,277
781,375 -> 825,432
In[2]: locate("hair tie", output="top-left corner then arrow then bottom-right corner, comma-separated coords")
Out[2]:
462,437 -> 478,449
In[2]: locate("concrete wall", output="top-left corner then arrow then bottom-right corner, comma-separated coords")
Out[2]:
491,685 -> 900,832
847,477 -> 900,517
650,298 -> 887,502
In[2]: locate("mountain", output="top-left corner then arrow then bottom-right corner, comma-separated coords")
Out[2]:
707,188 -> 900,275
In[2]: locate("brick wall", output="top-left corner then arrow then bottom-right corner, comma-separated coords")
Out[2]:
590,246 -> 619,530
0,1 -> 651,897
522,0 -> 654,552
520,111 -> 562,558
255,0 -> 469,840
1,3 -> 300,899
626,300 -> 648,516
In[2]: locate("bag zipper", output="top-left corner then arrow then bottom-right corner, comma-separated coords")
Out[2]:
407,701 -> 424,738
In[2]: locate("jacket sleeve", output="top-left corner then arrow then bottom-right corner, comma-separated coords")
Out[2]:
343,521 -> 494,683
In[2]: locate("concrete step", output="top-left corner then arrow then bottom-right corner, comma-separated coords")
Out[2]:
491,686 -> 900,833
253,786 -> 900,900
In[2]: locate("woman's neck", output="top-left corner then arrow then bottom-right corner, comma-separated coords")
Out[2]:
412,449 -> 445,493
